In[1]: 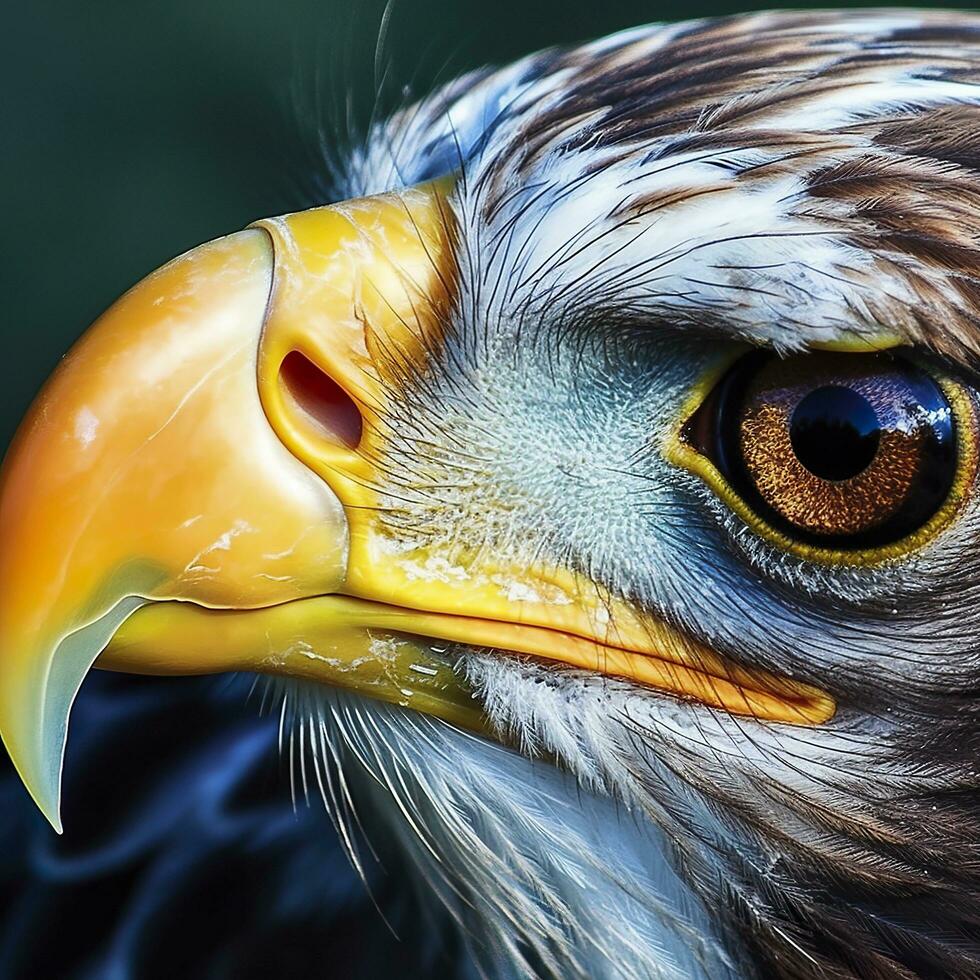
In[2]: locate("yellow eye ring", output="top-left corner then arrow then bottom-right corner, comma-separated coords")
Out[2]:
664,350 -> 978,567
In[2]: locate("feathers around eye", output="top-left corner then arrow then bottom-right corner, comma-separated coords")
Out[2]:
286,13 -> 980,976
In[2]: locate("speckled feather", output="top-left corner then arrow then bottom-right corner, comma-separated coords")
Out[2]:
352,10 -> 980,368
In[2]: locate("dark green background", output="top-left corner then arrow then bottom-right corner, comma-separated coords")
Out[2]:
3,0 -> 975,448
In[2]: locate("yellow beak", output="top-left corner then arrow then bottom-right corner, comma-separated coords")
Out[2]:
0,180 -> 834,831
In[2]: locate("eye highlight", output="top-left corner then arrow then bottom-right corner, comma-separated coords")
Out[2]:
671,350 -> 977,563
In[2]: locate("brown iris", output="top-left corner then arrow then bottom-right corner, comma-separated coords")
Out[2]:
682,351 -> 958,549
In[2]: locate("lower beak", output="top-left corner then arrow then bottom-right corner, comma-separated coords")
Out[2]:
0,181 -> 834,831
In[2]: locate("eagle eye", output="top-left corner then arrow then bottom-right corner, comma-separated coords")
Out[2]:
675,350 -> 977,562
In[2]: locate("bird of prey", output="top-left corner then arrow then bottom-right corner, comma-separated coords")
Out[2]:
3,8 -> 980,979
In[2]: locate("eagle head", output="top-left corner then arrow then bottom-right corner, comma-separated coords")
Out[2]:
2,10 -> 979,978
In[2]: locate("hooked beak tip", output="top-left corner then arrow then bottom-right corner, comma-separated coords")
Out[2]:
3,711 -> 65,834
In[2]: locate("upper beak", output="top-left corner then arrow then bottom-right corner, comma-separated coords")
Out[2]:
0,180 -> 834,831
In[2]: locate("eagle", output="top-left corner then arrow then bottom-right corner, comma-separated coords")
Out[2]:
2,9 -> 979,979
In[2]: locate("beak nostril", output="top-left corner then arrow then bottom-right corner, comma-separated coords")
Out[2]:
279,350 -> 363,450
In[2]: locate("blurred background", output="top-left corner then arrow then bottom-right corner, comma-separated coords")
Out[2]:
2,1 -> 977,977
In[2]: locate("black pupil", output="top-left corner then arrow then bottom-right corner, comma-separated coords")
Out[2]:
789,385 -> 881,481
